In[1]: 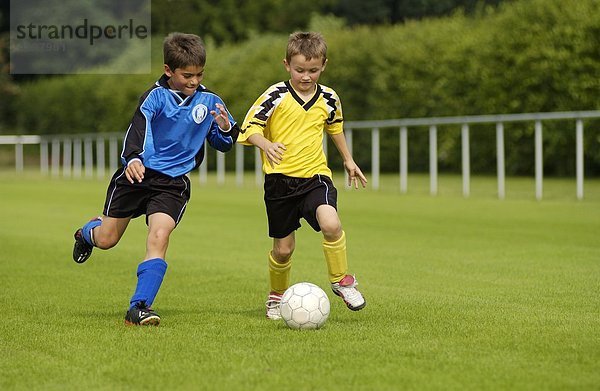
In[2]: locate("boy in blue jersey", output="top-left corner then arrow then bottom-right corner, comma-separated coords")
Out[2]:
72,32 -> 240,326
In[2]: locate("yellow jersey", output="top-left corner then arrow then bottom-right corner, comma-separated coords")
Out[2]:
238,81 -> 344,178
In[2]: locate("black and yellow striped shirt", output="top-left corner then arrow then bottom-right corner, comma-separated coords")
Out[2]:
238,81 -> 343,178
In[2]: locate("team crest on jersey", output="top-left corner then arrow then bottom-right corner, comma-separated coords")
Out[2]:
192,104 -> 208,124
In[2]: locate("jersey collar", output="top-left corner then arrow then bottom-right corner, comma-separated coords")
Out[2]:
285,81 -> 321,111
156,74 -> 206,106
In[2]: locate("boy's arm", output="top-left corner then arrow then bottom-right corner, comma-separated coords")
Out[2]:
122,105 -> 147,166
246,133 -> 286,168
206,123 -> 240,152
206,102 -> 240,152
121,91 -> 159,183
329,132 -> 368,189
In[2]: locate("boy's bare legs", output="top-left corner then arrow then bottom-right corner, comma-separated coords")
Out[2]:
87,212 -> 175,256
317,205 -> 366,311
316,205 -> 345,282
270,233 -> 295,293
126,212 -> 175,326
265,233 -> 295,319
145,212 -> 176,260
73,216 -> 131,263
316,205 -> 343,241
91,216 -> 131,249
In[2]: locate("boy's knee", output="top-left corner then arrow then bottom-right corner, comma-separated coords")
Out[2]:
320,220 -> 342,240
94,233 -> 119,249
148,227 -> 171,245
317,205 -> 342,239
272,244 -> 294,262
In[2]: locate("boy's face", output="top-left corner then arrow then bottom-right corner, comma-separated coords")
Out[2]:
164,64 -> 204,96
284,54 -> 327,96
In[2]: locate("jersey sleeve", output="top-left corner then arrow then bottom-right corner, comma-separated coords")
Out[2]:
121,88 -> 161,165
206,96 -> 239,152
321,86 -> 344,135
237,83 -> 288,145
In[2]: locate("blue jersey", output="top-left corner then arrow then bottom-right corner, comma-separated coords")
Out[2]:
121,74 -> 239,177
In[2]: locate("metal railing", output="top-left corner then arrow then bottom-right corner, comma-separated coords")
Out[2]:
345,110 -> 600,200
1,110 -> 599,200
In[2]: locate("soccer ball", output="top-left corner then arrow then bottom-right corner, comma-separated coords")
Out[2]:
280,282 -> 330,330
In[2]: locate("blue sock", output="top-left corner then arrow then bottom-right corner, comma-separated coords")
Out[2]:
81,218 -> 102,246
129,258 -> 168,309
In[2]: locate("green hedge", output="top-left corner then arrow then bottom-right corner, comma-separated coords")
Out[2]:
6,0 -> 600,175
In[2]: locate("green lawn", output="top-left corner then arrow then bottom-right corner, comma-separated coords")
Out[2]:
0,171 -> 598,390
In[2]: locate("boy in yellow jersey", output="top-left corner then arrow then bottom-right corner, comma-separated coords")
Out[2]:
237,31 -> 368,319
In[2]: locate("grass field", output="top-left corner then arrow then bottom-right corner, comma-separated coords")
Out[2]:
0,171 -> 599,390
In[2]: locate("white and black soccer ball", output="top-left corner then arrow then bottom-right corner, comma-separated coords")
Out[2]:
280,282 -> 330,330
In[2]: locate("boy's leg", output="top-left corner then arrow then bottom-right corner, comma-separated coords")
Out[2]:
73,216 -> 130,263
93,216 -> 131,248
316,205 -> 346,283
73,218 -> 101,263
73,167 -> 139,263
144,212 -> 176,261
126,212 -> 175,326
269,233 -> 295,294
126,172 -> 188,326
125,258 -> 166,326
316,205 -> 366,311
266,234 -> 294,320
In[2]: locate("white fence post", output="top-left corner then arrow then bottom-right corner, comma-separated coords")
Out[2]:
96,137 -> 105,179
345,128 -> 353,189
73,138 -> 82,178
576,119 -> 584,200
235,143 -> 244,186
51,138 -> 60,178
40,140 -> 48,175
199,143 -> 207,184
372,128 -> 380,190
255,147 -> 262,186
429,125 -> 438,196
62,138 -> 72,178
461,124 -> 470,197
216,151 -> 225,185
15,140 -> 23,172
400,126 -> 407,194
109,136 -> 119,173
84,137 -> 94,178
496,123 -> 505,200
535,120 -> 543,201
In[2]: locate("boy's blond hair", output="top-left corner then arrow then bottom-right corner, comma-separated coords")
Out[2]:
286,32 -> 327,64
163,32 -> 206,70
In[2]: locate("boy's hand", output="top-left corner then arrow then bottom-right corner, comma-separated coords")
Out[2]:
210,103 -> 231,131
264,141 -> 286,168
345,160 -> 367,189
125,160 -> 145,184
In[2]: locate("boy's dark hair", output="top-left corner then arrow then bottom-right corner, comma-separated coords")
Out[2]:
163,32 -> 206,70
286,32 -> 327,64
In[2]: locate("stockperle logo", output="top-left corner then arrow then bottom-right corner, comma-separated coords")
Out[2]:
10,0 -> 151,75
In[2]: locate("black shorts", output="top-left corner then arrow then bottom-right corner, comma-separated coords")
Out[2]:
264,173 -> 338,238
103,167 -> 191,225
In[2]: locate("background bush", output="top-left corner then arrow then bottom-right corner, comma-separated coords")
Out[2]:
3,0 -> 599,175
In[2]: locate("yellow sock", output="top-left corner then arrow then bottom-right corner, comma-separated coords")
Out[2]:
323,230 -> 348,283
268,252 -> 291,294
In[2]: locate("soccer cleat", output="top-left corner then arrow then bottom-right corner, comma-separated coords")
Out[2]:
265,291 -> 283,320
125,301 -> 160,326
331,274 -> 366,311
73,228 -> 94,264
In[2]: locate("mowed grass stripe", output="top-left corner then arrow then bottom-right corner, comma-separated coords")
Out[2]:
0,172 -> 598,390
